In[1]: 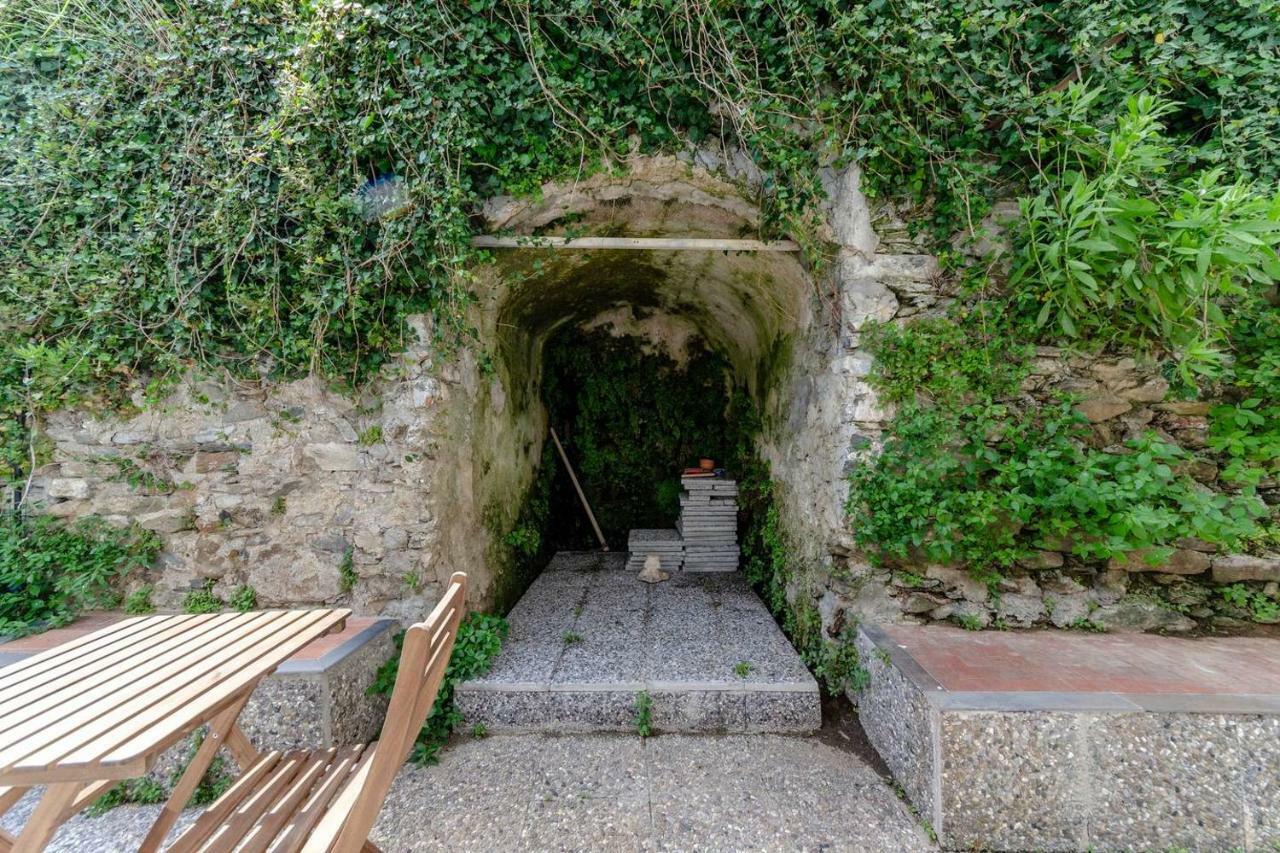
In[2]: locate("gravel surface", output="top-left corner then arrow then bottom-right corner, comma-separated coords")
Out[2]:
2,733 -> 933,851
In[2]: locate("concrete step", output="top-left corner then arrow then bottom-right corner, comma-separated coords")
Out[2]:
456,552 -> 820,734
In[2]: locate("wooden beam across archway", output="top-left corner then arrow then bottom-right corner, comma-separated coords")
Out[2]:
470,235 -> 800,252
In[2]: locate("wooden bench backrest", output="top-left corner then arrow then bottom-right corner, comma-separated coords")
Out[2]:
314,572 -> 467,852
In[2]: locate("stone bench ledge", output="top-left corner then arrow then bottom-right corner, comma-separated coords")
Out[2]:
854,622 -> 1280,852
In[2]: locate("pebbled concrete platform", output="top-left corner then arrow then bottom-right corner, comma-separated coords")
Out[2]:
1,733 -> 934,851
456,552 -> 820,733
856,623 -> 1280,852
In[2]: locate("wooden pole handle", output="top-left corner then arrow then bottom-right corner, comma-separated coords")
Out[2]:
549,427 -> 608,552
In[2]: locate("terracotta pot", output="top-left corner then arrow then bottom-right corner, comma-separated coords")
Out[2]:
698,458 -> 715,471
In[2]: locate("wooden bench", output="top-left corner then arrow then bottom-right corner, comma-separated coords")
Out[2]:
167,572 -> 467,853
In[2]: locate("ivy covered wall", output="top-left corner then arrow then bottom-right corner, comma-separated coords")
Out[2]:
3,1 -> 1279,642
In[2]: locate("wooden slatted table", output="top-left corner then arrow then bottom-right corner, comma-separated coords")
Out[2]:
0,608 -> 349,853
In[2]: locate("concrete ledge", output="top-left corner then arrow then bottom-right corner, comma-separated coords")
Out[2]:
856,624 -> 1280,852
455,686 -> 820,734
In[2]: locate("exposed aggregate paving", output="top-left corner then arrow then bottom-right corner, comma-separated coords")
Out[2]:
2,733 -> 933,851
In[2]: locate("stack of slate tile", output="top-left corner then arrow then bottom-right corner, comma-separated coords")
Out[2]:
678,475 -> 739,572
626,528 -> 684,572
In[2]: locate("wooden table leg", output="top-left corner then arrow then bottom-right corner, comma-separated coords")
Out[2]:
224,722 -> 260,771
138,691 -> 254,853
12,782 -> 82,853
0,788 -> 28,820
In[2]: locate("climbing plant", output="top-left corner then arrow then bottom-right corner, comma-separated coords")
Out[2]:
3,0 -> 1279,476
847,304 -> 1268,573
0,512 -> 161,636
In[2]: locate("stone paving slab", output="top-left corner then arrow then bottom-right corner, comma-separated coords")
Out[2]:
856,623 -> 1280,852
457,552 -> 819,733
1,734 -> 933,851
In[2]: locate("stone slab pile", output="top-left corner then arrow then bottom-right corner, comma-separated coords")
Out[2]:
626,528 -> 684,572
678,476 -> 739,572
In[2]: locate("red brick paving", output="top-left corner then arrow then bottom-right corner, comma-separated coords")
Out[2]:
883,624 -> 1280,695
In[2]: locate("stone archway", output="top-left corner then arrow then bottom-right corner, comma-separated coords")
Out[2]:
437,156 -> 858,609
31,154 -> 934,629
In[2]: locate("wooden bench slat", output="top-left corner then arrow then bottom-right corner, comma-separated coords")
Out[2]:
0,610 -> 340,776
167,751 -> 286,853
74,610 -> 348,770
0,611 -> 291,768
267,742 -> 368,850
198,751 -> 312,852
0,615 -> 176,691
236,748 -> 339,853
296,753 -> 376,853
0,612 -> 251,735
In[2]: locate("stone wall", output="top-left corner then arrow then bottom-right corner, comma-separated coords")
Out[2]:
800,201 -> 1280,638
23,156 -> 1278,634
28,317 -> 511,619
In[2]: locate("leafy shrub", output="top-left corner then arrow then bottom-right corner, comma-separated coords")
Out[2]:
1011,92 -> 1280,361
864,304 -> 1030,406
182,580 -> 222,615
0,513 -> 159,636
368,612 -> 508,765
1220,584 -> 1280,623
1207,306 -> 1280,488
228,584 -> 258,612
848,310 -> 1266,572
88,777 -> 166,816
124,585 -> 155,615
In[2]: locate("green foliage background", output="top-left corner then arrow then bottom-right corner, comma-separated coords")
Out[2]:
538,329 -> 750,549
3,0 -> 1278,455
0,513 -> 160,635
2,0 -> 1279,637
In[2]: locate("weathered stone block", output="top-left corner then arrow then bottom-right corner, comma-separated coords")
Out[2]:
925,564 -> 988,603
46,477 -> 91,499
303,442 -> 364,471
867,253 -> 941,293
192,450 -> 240,473
138,508 -> 194,534
1212,553 -> 1280,583
1121,377 -> 1169,403
1016,550 -> 1064,570
1093,598 -> 1195,632
1108,548 -> 1210,575
1154,400 -> 1212,416
1075,393 -> 1132,423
